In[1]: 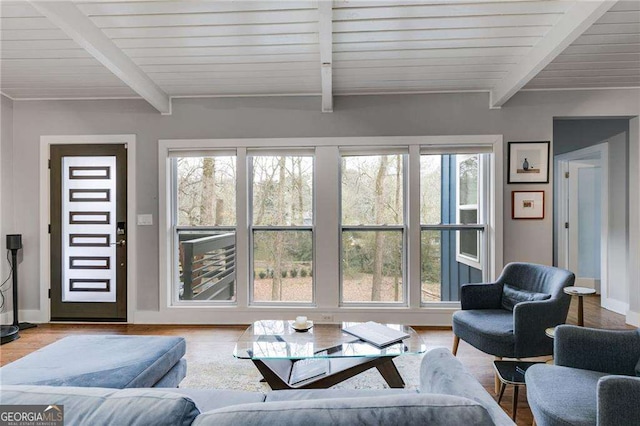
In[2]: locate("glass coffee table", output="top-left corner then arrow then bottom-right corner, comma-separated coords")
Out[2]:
233,320 -> 426,390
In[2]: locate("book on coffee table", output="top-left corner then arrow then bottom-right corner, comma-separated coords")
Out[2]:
289,357 -> 329,385
342,321 -> 410,348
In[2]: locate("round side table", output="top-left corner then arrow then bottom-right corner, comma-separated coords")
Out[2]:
564,287 -> 596,326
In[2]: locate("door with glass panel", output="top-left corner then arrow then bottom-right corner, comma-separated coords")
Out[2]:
50,144 -> 127,321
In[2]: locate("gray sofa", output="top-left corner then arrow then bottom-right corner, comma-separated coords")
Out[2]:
525,325 -> 640,426
1,348 -> 514,426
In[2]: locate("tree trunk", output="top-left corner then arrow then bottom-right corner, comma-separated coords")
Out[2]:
297,158 -> 304,224
372,156 -> 388,301
272,157 -> 287,300
199,157 -> 216,226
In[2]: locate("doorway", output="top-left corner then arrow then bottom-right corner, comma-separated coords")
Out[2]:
556,144 -> 608,296
49,144 -> 127,321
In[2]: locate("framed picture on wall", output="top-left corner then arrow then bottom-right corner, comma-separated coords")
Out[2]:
507,141 -> 550,184
512,191 -> 545,219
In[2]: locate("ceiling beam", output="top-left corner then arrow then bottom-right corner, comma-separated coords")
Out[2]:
490,0 -> 615,108
318,0 -> 333,112
29,1 -> 171,114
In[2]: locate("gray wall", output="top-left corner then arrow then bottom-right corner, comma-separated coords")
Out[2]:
1,95 -> 14,317
6,89 -> 640,317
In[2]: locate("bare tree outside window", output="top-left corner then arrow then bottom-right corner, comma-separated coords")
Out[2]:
175,156 -> 237,302
341,154 -> 404,303
251,155 -> 313,303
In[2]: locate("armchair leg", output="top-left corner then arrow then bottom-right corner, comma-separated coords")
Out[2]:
494,356 -> 502,394
452,335 -> 460,356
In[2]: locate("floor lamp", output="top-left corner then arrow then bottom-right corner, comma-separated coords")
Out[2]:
1,234 -> 36,345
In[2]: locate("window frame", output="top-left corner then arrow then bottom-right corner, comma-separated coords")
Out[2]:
455,154 -> 483,270
339,152 -> 409,307
247,152 -> 316,306
170,153 -> 238,306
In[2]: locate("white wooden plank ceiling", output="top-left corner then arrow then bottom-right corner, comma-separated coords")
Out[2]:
1,0 -> 638,111
526,0 -> 640,89
0,1 -> 138,99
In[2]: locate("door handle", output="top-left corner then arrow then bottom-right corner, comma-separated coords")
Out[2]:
111,240 -> 126,247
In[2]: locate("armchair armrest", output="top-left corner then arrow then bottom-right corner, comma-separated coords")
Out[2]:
512,299 -> 565,357
555,326 -> 640,375
460,282 -> 503,310
597,376 -> 640,426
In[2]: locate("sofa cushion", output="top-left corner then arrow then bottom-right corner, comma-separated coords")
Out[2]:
167,388 -> 266,412
501,284 -> 550,311
0,335 -> 186,388
526,364 -> 607,426
193,394 -> 493,426
635,358 -> 640,377
452,309 -> 515,357
0,385 -> 199,426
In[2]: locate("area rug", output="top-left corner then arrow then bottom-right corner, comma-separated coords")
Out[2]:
180,342 -> 426,392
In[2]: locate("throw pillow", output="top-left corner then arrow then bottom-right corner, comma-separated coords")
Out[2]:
501,284 -> 551,311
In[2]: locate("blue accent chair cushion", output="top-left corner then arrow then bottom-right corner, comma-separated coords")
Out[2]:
501,284 -> 550,311
453,262 -> 574,358
0,335 -> 186,388
525,326 -> 640,426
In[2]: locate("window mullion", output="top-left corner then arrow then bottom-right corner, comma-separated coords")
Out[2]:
408,145 -> 421,309
235,147 -> 249,309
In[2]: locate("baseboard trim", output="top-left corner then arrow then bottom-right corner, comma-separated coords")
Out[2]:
19,309 -> 48,324
627,310 -> 640,327
601,298 -> 629,315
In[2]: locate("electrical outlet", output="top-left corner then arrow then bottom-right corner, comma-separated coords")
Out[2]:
320,314 -> 333,322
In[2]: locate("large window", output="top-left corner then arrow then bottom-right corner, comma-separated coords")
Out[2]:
250,154 -> 314,303
173,154 -> 237,304
163,137 -> 500,319
341,153 -> 405,304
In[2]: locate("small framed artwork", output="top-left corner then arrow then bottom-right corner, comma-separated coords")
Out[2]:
507,141 -> 550,184
512,191 -> 545,219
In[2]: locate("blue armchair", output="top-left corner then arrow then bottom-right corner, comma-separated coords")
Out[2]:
525,325 -> 640,426
452,262 -> 575,359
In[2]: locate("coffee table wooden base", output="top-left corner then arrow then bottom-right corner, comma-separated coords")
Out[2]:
252,356 -> 405,390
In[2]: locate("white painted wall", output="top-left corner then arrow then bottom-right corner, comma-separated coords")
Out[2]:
7,89 -> 640,324
628,117 -> 640,327
606,132 -> 629,306
1,95 -> 14,320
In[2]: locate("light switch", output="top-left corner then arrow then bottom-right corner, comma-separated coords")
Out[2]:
137,214 -> 153,226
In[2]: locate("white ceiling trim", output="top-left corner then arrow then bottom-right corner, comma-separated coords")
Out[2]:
319,0 -> 333,112
28,1 -> 171,114
489,0 -> 616,108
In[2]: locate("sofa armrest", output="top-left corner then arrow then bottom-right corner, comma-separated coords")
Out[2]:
597,375 -> 640,426
460,282 -> 503,310
420,348 -> 515,426
555,326 -> 640,375
511,299 -> 564,357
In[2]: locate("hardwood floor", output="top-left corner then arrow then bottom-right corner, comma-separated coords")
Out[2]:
0,295 -> 633,425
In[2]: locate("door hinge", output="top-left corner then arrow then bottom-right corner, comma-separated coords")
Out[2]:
48,159 -> 51,169
48,289 -> 51,299
48,224 -> 51,234
565,171 -> 569,178
565,222 -> 569,229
